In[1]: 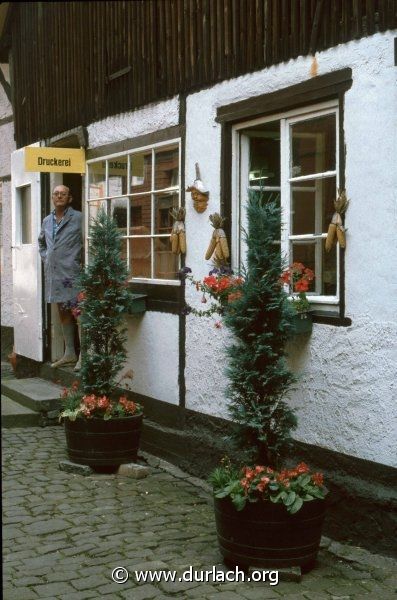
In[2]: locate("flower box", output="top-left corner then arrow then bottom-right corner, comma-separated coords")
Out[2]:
292,311 -> 313,335
125,293 -> 147,315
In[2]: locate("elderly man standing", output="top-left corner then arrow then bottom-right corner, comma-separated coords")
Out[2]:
38,185 -> 82,368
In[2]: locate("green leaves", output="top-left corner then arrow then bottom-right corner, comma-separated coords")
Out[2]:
284,491 -> 296,506
209,462 -> 326,515
288,496 -> 304,514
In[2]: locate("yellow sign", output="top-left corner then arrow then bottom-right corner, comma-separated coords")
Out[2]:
25,147 -> 85,174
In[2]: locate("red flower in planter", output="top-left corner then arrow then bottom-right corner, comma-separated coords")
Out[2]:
312,472 -> 324,486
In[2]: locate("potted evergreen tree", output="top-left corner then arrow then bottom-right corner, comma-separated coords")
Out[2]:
60,210 -> 143,471
189,192 -> 327,570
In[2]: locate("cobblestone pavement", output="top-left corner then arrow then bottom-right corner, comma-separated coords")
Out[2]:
2,424 -> 397,600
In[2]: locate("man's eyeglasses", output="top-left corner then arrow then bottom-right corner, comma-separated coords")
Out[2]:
52,192 -> 69,197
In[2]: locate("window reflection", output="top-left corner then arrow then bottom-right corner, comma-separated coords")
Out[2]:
108,157 -> 127,196
155,147 -> 179,189
129,195 -> 151,234
130,152 -> 152,193
292,177 -> 336,235
291,114 -> 336,177
243,121 -> 280,188
155,193 -> 178,235
154,237 -> 178,279
110,197 -> 128,232
88,143 -> 180,280
88,162 -> 106,198
129,238 -> 151,278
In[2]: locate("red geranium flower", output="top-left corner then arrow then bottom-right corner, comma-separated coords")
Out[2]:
312,472 -> 324,486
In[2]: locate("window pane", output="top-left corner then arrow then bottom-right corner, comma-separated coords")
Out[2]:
292,177 -> 336,235
291,114 -> 336,177
108,157 -> 127,196
88,162 -> 106,198
291,241 -> 337,296
245,120 -> 280,188
88,200 -> 107,224
154,192 -> 178,234
110,197 -> 128,232
19,185 -> 32,244
130,152 -> 152,193
323,244 -> 337,296
129,238 -> 151,278
154,147 -> 179,190
129,195 -> 151,234
154,237 -> 178,280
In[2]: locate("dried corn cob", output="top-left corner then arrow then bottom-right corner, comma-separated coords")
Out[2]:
205,235 -> 217,260
325,190 -> 349,252
219,234 -> 229,260
169,207 -> 186,255
336,226 -> 346,249
206,213 -> 230,264
171,232 -> 179,254
325,223 -> 336,252
179,231 -> 186,254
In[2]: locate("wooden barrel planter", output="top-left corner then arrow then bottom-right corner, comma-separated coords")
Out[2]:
64,414 -> 143,470
214,496 -> 326,571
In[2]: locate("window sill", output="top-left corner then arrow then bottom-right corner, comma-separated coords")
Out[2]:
129,277 -> 181,286
311,311 -> 352,327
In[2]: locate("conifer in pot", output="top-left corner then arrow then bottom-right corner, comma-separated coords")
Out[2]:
204,192 -> 327,569
60,210 -> 143,468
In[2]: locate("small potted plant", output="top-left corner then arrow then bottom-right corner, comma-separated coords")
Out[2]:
60,210 -> 143,471
210,459 -> 326,570
186,191 -> 327,570
280,262 -> 314,334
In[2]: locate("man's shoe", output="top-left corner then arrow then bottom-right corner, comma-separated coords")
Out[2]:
51,354 -> 78,368
74,356 -> 81,372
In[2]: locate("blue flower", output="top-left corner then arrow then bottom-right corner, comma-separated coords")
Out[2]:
62,277 -> 73,288
220,266 -> 233,275
178,266 -> 192,280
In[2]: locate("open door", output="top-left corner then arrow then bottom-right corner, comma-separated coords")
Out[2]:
11,145 -> 43,362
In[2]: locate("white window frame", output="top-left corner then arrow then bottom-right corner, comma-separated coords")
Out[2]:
232,100 -> 339,309
85,138 -> 181,285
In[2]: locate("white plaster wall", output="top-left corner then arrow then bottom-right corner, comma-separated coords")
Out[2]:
1,180 -> 14,327
87,97 -> 179,147
87,99 -> 181,404
1,63 -> 15,327
124,312 -> 179,405
0,64 -> 12,120
184,32 -> 397,468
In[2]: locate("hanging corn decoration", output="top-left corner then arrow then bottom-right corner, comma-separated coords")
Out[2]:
169,207 -> 186,255
325,189 -> 349,252
205,213 -> 230,264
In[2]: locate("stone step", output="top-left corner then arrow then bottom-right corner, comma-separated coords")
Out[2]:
1,394 -> 41,428
0,377 -> 64,414
39,362 -> 81,388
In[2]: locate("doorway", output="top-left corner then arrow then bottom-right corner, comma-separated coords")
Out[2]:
46,172 -> 84,364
